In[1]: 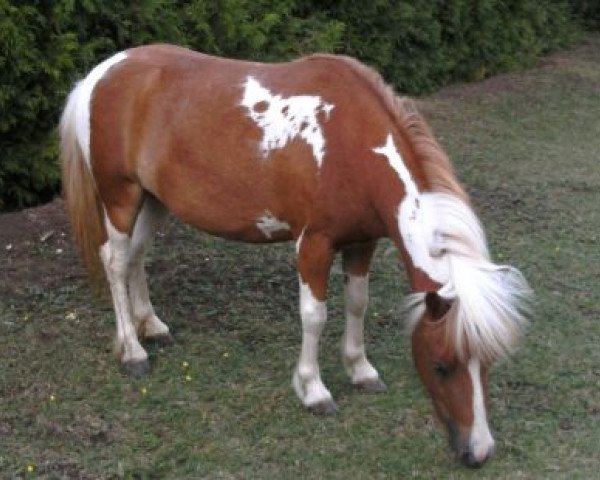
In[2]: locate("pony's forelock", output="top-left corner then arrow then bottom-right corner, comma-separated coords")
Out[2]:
404,193 -> 532,362
404,292 -> 426,334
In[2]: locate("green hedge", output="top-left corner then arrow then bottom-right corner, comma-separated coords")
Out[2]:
0,0 -> 584,210
323,0 -> 578,93
570,0 -> 600,31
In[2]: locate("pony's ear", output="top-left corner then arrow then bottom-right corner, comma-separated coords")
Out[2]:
424,292 -> 452,321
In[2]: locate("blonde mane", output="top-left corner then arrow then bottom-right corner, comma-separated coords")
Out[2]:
309,54 -> 532,361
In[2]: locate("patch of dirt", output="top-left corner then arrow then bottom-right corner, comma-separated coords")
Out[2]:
431,38 -> 598,100
469,185 -> 528,213
36,411 -> 117,447
537,54 -> 572,69
35,460 -> 99,480
0,197 -> 69,247
435,72 -> 530,100
467,184 -> 553,233
0,198 -> 85,300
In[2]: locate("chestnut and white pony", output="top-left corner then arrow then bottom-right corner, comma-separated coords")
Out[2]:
60,45 -> 531,467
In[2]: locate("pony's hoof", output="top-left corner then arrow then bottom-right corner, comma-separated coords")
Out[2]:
145,333 -> 175,347
308,400 -> 339,415
355,378 -> 388,393
122,359 -> 150,378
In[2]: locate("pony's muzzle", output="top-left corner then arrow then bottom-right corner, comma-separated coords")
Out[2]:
448,421 -> 495,468
458,445 -> 495,468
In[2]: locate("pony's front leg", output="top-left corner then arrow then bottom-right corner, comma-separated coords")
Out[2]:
293,233 -> 337,414
341,242 -> 387,392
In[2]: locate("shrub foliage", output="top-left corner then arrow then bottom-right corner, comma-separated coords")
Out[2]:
0,0 -> 589,210
570,0 -> 600,31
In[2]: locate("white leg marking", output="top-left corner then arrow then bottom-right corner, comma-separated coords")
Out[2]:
293,279 -> 333,407
342,274 -> 380,384
468,358 -> 495,462
74,52 -> 128,167
256,210 -> 291,239
100,218 -> 147,364
128,201 -> 170,338
241,76 -> 334,166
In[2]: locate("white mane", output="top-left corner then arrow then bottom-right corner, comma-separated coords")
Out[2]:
405,193 -> 532,361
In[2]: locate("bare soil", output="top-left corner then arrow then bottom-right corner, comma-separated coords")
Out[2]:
0,199 -> 85,300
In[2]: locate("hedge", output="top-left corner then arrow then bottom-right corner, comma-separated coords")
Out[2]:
570,0 -> 600,31
0,0 -> 588,210
326,0 -> 578,92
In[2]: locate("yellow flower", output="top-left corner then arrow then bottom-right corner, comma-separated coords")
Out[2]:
222,352 -> 230,358
26,464 -> 35,473
49,394 -> 56,402
141,387 -> 147,396
185,374 -> 192,382
182,361 -> 189,369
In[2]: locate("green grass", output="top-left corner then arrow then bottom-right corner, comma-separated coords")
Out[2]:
1,35 -> 599,479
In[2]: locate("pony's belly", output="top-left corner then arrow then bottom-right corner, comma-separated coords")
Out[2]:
176,207 -> 296,244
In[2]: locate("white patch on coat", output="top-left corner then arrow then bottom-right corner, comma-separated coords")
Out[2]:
73,52 -> 128,167
241,76 -> 334,166
372,134 -> 449,283
468,358 -> 495,463
256,210 -> 291,238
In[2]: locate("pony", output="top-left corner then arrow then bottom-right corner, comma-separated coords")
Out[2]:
59,44 -> 531,467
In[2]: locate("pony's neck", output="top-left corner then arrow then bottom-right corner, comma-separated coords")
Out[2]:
369,133 -> 441,293
385,207 -> 442,294
322,54 -> 467,294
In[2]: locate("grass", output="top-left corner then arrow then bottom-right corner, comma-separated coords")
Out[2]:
1,35 -> 599,479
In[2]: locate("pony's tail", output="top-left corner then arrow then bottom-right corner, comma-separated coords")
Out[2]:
60,83 -> 106,290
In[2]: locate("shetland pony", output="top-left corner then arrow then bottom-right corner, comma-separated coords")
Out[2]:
60,44 -> 531,467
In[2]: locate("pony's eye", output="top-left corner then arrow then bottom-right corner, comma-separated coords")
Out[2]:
433,362 -> 451,378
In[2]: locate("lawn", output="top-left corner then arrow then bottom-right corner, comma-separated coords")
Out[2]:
1,35 -> 599,479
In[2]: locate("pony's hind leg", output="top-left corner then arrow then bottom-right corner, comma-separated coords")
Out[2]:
100,214 -> 149,376
128,196 -> 172,344
341,242 -> 387,392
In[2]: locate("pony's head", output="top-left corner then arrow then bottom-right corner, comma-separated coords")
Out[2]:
361,85 -> 532,465
411,292 -> 494,467
404,195 -> 532,467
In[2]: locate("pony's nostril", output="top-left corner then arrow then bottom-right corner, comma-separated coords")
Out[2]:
459,450 -> 486,469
